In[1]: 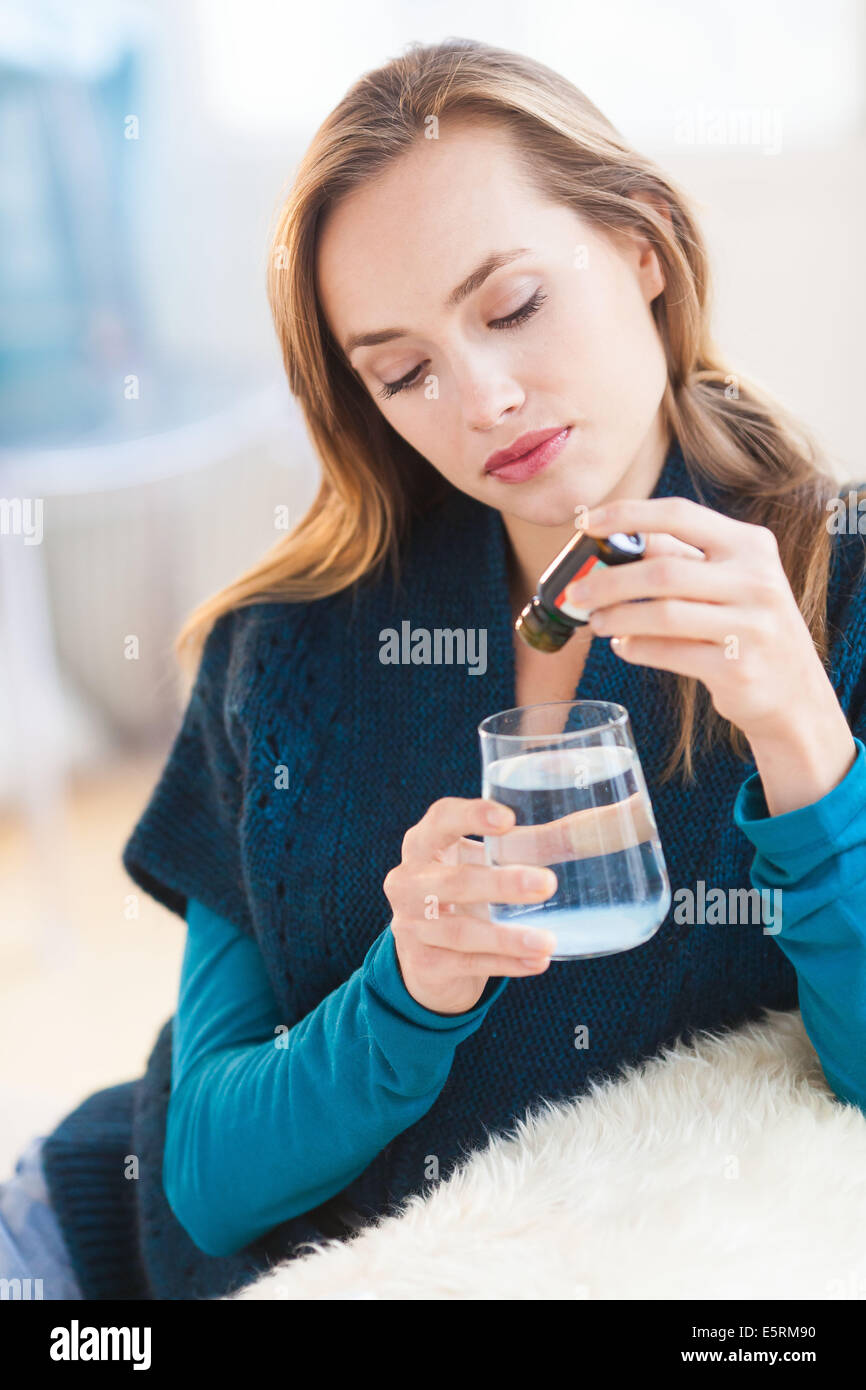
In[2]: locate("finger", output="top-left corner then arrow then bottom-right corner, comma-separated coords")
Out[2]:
387,861 -> 557,916
590,597 -> 749,644
409,945 -> 554,977
401,797 -> 515,864
489,792 -> 659,867
439,897 -> 494,922
611,633 -> 721,681
582,496 -> 745,561
412,913 -> 557,958
641,532 -> 706,561
456,835 -> 487,866
565,556 -> 739,612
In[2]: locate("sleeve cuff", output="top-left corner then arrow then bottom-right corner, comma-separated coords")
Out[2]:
818,1060 -> 866,1113
364,922 -> 509,1031
733,736 -> 866,869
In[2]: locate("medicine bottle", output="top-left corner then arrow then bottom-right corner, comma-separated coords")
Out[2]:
515,531 -> 646,653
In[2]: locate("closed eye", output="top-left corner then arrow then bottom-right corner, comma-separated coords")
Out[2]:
376,288 -> 548,401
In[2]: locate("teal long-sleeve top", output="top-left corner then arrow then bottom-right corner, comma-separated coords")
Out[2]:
164,739 -> 866,1257
163,899 -> 509,1256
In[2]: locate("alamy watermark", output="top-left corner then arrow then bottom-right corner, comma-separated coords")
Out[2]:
673,104 -> 783,156
0,1277 -> 43,1299
50,1320 -> 151,1370
673,879 -> 782,934
379,622 -> 487,675
826,491 -> 866,534
0,497 -> 43,544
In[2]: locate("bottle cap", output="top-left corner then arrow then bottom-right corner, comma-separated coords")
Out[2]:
607,532 -> 645,556
515,597 -> 574,653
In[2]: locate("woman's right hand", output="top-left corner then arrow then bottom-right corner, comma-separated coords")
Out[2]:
383,797 -> 559,1016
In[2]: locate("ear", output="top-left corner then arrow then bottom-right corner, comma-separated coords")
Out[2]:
622,192 -> 672,303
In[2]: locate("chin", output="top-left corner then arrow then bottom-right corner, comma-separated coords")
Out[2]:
516,483 -> 594,528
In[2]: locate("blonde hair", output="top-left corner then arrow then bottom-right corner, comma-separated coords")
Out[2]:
175,36 -> 848,783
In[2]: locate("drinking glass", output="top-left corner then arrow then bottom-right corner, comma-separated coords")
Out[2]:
478,701 -> 671,960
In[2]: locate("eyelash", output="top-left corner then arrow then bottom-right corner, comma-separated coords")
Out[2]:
376,288 -> 548,401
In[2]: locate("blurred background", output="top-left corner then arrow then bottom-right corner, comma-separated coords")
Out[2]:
1,0 -> 864,1177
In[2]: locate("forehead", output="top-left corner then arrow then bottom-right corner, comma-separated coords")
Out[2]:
315,121 -> 552,350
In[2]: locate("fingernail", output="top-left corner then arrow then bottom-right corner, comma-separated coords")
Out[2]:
521,868 -> 555,892
520,956 -> 550,969
522,929 -> 556,952
487,804 -> 513,827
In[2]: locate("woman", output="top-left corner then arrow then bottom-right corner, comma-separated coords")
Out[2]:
6,38 -> 866,1302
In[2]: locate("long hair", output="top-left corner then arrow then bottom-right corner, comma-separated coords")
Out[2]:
174,36 -> 850,783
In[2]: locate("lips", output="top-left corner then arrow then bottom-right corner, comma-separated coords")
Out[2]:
484,426 -> 570,473
483,426 -> 572,484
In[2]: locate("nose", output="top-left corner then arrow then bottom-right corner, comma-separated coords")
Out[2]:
454,350 -> 525,432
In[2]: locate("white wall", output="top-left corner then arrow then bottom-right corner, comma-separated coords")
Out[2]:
3,0 -> 865,805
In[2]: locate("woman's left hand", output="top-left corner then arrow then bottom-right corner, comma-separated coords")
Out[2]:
564,495 -> 841,746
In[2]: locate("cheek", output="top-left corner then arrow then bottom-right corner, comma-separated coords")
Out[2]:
567,274 -> 665,401
393,402 -> 486,492
542,274 -> 621,380
542,298 -> 611,398
386,399 -> 459,471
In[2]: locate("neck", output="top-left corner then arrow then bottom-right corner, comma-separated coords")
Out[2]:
503,417 -> 672,615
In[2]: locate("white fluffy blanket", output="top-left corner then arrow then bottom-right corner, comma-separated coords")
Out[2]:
227,1008 -> 866,1300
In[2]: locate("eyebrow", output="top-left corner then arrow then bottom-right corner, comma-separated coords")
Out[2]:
343,247 -> 532,358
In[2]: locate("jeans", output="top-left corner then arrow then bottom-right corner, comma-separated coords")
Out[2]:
0,1135 -> 84,1299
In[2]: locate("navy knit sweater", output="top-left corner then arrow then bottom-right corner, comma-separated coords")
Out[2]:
41,437 -> 866,1300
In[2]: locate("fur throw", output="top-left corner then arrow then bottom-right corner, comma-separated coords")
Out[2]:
227,1008 -> 866,1300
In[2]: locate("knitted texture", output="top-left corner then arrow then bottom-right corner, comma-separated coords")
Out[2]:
42,438 -> 866,1300
39,1082 -> 149,1300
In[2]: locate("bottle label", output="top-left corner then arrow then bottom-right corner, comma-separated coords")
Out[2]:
553,554 -> 608,621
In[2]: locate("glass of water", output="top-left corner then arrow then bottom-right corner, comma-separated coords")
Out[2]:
478,701 -> 671,960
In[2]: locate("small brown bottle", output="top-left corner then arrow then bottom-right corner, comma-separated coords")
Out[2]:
515,530 -> 646,653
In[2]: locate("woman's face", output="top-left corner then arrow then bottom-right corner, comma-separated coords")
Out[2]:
316,119 -> 670,526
